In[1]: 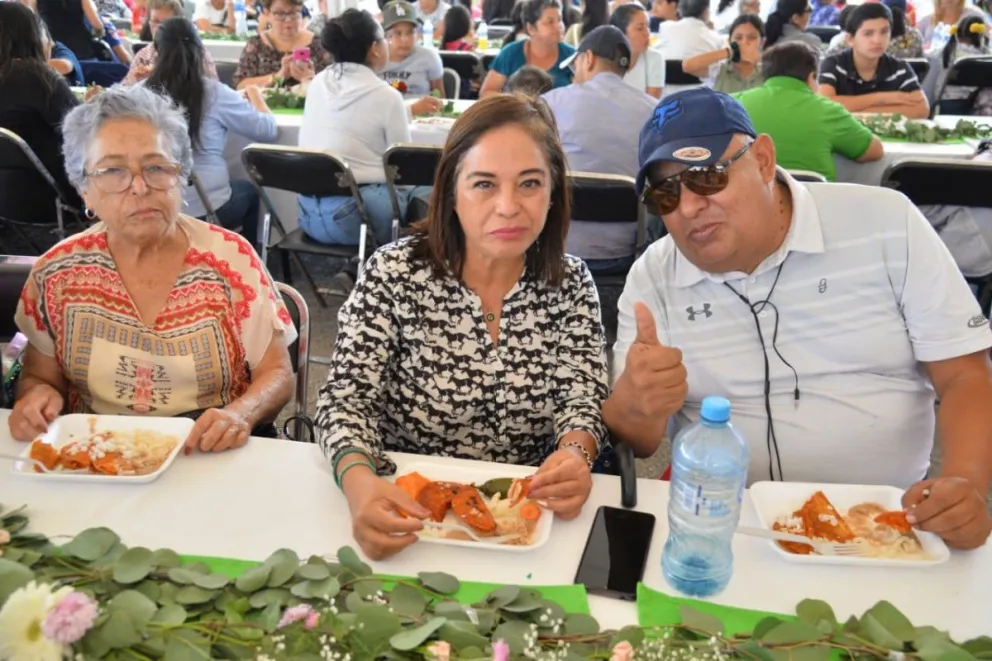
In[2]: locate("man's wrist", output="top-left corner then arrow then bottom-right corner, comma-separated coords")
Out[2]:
938,468 -> 991,494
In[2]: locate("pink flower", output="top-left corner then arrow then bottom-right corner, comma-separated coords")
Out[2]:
42,591 -> 99,644
610,640 -> 634,661
304,610 -> 320,630
0,529 -> 10,545
277,604 -> 316,629
427,641 -> 451,661
492,639 -> 510,661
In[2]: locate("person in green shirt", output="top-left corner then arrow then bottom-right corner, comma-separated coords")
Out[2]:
734,41 -> 883,181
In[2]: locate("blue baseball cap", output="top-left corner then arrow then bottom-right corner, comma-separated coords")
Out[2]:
635,88 -> 757,195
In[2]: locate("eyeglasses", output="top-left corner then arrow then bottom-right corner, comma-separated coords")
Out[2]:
640,141 -> 752,215
270,10 -> 302,21
85,163 -> 183,194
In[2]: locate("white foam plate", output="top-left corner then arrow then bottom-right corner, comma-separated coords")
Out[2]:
11,414 -> 192,484
749,481 -> 951,567
396,462 -> 553,553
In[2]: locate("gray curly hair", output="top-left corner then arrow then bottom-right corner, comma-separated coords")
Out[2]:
61,85 -> 193,192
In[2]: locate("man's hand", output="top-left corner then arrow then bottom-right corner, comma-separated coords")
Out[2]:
615,302 -> 687,421
903,477 -> 992,549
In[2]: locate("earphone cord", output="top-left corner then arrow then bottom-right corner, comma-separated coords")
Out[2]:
722,258 -> 799,481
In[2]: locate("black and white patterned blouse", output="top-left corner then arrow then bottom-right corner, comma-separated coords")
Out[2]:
314,238 -> 609,474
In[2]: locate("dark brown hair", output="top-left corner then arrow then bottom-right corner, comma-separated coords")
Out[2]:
411,94 -> 571,287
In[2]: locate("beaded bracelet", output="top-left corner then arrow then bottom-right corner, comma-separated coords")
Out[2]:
559,441 -> 594,470
335,459 -> 375,489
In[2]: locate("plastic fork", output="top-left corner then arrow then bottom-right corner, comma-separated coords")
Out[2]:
0,452 -> 89,474
736,525 -> 865,557
421,521 -> 522,544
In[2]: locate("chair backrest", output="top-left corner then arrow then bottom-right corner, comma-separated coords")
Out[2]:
481,53 -> 496,71
241,144 -> 360,198
568,172 -> 641,225
665,60 -> 702,86
0,128 -> 77,227
487,25 -> 512,42
787,169 -> 829,183
490,18 -> 514,26
383,143 -> 444,188
440,51 -> 482,82
442,67 -> 461,99
133,41 -> 150,55
905,58 -> 930,83
942,56 -> 992,89
216,60 -> 239,89
0,258 -> 34,343
807,25 -> 840,44
881,157 -> 992,207
276,281 -> 310,416
188,172 -> 219,224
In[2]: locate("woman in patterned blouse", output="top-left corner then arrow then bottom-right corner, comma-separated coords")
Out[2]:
317,94 -> 610,560
232,0 -> 331,89
9,85 -> 297,454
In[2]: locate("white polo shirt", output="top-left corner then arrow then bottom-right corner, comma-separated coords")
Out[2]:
612,172 -> 992,488
655,17 -> 725,61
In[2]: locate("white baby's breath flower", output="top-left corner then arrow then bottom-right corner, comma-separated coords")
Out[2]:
0,581 -> 74,661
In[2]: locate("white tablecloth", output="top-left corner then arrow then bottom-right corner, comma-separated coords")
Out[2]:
1,410 -> 988,638
222,100 -> 474,233
834,115 -> 992,185
202,39 -> 247,62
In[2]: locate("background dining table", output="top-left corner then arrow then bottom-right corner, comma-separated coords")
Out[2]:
0,409 -> 988,639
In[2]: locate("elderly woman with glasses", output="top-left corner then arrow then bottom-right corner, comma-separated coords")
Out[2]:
9,85 -> 297,454
232,0 -> 331,89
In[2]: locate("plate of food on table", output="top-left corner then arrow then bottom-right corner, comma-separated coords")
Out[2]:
750,482 -> 951,567
13,414 -> 191,484
393,463 -> 552,552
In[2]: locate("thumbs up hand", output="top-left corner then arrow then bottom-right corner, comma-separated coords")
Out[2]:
620,302 -> 688,420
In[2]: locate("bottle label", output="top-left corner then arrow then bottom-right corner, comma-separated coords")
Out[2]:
672,480 -> 739,517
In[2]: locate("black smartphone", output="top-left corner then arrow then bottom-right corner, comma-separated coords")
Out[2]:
574,506 -> 656,601
730,41 -> 741,63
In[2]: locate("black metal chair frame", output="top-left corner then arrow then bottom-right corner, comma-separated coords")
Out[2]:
241,144 -> 375,308
439,51 -> 483,88
275,281 -> 311,420
665,60 -> 702,86
932,57 -> 992,117
442,67 -> 461,100
188,171 -> 220,226
0,128 -> 85,254
807,25 -> 841,44
881,156 -> 992,314
383,143 -> 442,241
567,171 -> 647,286
787,170 -> 829,183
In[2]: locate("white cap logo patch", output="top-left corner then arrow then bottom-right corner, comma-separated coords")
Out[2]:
672,147 -> 711,162
396,5 -> 406,14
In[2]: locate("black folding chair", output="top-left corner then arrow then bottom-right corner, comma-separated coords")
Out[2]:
383,143 -> 442,240
216,60 -> 239,89
0,128 -> 84,255
0,258 -> 33,343
567,171 -> 646,287
489,18 -> 514,26
904,58 -> 930,86
487,25 -> 512,43
188,172 -> 220,225
933,57 -> 992,116
881,157 -> 992,314
482,53 -> 496,72
442,67 -> 460,99
807,25 -> 840,44
275,281 -> 314,441
666,60 -> 702,86
440,51 -> 483,91
241,144 -> 375,308
132,41 -> 150,55
788,170 -> 828,183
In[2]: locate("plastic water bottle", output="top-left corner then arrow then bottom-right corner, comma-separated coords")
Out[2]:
422,18 -> 434,48
477,20 -> 488,50
662,396 -> 750,598
234,0 -> 248,37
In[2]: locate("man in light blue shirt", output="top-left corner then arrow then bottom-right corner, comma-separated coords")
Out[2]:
543,26 -> 659,275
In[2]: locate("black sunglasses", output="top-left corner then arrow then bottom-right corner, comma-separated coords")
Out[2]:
640,141 -> 752,215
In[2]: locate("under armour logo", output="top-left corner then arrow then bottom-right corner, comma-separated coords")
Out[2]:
650,99 -> 684,133
686,303 -> 712,321
818,278 -> 827,293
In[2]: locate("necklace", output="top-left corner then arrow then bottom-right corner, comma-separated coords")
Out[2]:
485,312 -> 496,323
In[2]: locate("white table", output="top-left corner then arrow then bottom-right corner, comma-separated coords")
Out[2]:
835,115 -> 992,185
202,38 -> 247,62
222,100 -> 474,232
1,410 -> 988,639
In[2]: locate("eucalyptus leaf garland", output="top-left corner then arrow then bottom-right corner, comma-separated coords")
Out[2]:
0,504 -> 989,660
859,114 -> 992,144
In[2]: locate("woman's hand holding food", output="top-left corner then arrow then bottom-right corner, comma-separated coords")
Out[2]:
411,96 -> 444,116
9,384 -> 63,442
183,407 -> 251,454
528,442 -> 594,521
342,467 -> 429,560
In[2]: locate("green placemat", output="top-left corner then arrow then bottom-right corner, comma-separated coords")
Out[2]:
181,554 -> 590,614
879,135 -> 966,144
637,583 -> 794,635
271,107 -> 304,115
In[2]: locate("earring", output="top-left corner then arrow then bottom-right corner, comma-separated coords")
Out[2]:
84,208 -> 96,220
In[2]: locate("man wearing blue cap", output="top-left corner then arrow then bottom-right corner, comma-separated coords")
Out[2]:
602,87 -> 992,550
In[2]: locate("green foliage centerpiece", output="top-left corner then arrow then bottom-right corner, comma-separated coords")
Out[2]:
0,505 -> 989,660
859,114 -> 992,143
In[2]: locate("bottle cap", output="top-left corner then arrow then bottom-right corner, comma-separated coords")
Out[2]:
700,396 -> 731,423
